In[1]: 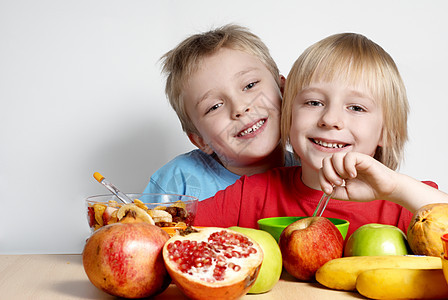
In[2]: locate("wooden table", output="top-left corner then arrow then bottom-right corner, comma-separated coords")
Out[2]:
0,254 -> 363,299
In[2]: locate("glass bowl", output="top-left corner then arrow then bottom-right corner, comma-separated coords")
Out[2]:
86,193 -> 198,236
441,233 -> 448,285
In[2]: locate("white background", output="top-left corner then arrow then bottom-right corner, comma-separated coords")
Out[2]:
1,0 -> 447,254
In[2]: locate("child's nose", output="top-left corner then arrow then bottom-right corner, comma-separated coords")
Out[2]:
318,107 -> 344,129
232,105 -> 250,119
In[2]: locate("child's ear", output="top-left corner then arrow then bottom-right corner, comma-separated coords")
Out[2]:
279,75 -> 286,96
188,133 -> 214,154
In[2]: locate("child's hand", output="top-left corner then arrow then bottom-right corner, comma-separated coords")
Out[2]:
318,152 -> 398,202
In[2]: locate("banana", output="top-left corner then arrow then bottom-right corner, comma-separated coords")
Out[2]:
356,268 -> 448,299
148,209 -> 173,223
117,204 -> 155,225
315,255 -> 442,291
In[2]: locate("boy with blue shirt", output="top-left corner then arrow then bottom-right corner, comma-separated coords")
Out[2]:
144,24 -> 298,200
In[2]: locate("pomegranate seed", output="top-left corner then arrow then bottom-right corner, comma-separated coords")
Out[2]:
167,243 -> 174,251
249,247 -> 257,254
216,261 -> 226,267
233,264 -> 241,272
216,255 -> 225,262
232,251 -> 241,258
180,263 -> 189,272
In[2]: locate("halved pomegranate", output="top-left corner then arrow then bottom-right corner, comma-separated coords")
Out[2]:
162,227 -> 263,300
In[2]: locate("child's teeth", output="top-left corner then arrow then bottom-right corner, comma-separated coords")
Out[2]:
315,139 -> 345,148
239,120 -> 265,137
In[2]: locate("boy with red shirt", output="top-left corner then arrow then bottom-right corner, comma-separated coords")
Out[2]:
193,33 -> 447,238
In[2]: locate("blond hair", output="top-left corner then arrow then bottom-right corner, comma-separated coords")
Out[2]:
161,24 -> 281,135
281,33 -> 409,170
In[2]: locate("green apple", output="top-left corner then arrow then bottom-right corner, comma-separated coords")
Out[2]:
229,226 -> 282,294
344,223 -> 409,256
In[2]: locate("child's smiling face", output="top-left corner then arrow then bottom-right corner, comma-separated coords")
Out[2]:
182,47 -> 283,171
290,79 -> 384,174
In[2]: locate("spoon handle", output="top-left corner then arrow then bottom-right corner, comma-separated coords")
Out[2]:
93,172 -> 133,204
312,190 -> 334,217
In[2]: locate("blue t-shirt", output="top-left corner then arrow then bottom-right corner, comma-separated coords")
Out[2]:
143,149 -> 299,201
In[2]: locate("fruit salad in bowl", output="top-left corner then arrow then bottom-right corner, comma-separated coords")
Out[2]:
86,193 -> 198,235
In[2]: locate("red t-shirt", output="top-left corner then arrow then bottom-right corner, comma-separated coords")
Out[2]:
193,166 -> 438,238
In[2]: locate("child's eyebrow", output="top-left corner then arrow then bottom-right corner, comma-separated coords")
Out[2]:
346,89 -> 376,104
233,67 -> 260,79
195,67 -> 262,108
300,87 -> 322,94
297,87 -> 325,97
300,86 -> 375,102
195,90 -> 214,108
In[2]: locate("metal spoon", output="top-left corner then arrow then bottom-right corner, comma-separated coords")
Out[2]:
312,190 -> 335,217
93,172 -> 133,204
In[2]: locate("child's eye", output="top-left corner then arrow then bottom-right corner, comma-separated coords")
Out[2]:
206,103 -> 223,114
305,100 -> 323,107
243,81 -> 259,91
348,105 -> 366,112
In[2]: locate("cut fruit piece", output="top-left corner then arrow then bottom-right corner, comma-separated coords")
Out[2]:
93,203 -> 107,226
163,227 -> 263,300
148,209 -> 173,223
117,204 -> 155,225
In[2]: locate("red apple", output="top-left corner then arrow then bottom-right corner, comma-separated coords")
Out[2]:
279,216 -> 343,281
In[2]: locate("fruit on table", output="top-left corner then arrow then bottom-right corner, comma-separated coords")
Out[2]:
407,203 -> 448,257
356,268 -> 448,299
229,226 -> 282,294
344,223 -> 409,256
315,255 -> 442,291
82,211 -> 171,299
162,227 -> 263,300
279,216 -> 343,281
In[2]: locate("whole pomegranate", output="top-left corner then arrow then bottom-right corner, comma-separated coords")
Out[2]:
407,203 -> 448,257
82,212 -> 171,299
163,227 -> 263,300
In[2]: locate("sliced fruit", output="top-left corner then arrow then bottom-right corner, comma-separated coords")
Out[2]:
148,209 -> 173,223
93,203 -> 107,226
102,206 -> 118,225
163,227 -> 263,300
117,204 -> 155,225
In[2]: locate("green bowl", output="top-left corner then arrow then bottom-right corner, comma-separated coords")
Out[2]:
257,216 -> 350,243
